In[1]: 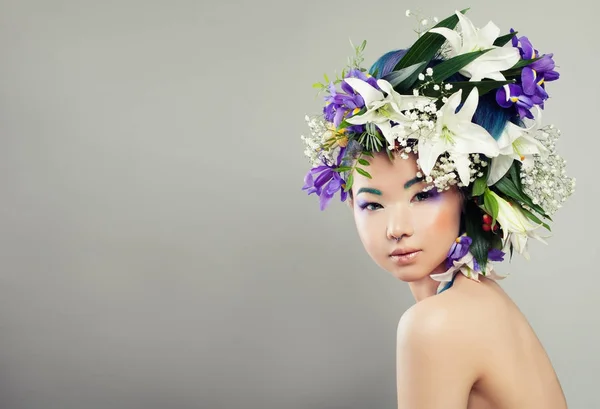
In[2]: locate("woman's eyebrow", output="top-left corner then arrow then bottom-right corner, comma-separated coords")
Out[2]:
356,187 -> 382,196
404,176 -> 424,189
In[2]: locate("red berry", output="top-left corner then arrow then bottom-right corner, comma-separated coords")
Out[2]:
492,223 -> 499,232
482,224 -> 491,232
482,214 -> 492,224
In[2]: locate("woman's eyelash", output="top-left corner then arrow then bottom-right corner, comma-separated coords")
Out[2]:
358,202 -> 381,211
358,190 -> 439,210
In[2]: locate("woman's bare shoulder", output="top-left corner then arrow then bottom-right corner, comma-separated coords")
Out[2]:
398,284 -> 500,339
397,283 -> 505,370
395,293 -> 484,406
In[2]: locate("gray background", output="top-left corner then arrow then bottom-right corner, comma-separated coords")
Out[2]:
0,0 -> 596,408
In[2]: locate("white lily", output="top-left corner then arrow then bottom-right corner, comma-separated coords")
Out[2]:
429,10 -> 520,81
416,87 -> 500,186
490,190 -> 548,259
487,109 -> 549,185
343,78 -> 433,145
430,251 -> 507,293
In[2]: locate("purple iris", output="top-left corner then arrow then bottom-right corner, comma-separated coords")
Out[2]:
302,147 -> 348,210
496,84 -> 535,119
487,248 -> 505,262
323,69 -> 378,128
473,248 -> 506,272
509,29 -> 560,109
445,235 -> 473,269
445,235 -> 506,270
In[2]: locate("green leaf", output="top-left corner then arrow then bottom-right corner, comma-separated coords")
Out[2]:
464,200 -> 491,270
382,61 -> 427,90
312,82 -> 323,89
324,73 -> 329,83
334,166 -> 352,172
493,31 -> 518,47
357,158 -> 370,166
394,9 -> 469,71
494,176 -> 548,218
491,233 -> 503,251
361,151 -> 374,158
501,57 -> 544,77
355,167 -> 372,178
483,189 -> 500,225
510,56 -> 543,70
472,175 -> 487,197
508,161 -> 523,190
518,204 -> 551,231
442,80 -> 515,100
343,173 -> 354,192
431,49 -> 492,83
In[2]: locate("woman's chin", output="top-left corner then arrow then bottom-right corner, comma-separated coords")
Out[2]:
384,262 -> 431,282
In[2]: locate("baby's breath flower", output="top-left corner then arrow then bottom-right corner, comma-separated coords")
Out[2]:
520,125 -> 575,215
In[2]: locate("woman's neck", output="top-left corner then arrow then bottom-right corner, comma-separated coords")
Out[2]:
408,275 -> 442,302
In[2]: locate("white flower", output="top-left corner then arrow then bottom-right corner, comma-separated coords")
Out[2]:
490,190 -> 548,259
416,87 -> 500,185
430,251 -> 507,293
428,10 -> 520,81
487,112 -> 549,185
343,78 -> 433,145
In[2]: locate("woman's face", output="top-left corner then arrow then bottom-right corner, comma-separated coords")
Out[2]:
349,152 -> 463,282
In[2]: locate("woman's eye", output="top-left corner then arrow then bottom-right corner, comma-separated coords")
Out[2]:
359,202 -> 382,211
413,190 -> 438,202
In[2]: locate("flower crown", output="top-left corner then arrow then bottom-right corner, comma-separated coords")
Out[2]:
300,9 -> 575,279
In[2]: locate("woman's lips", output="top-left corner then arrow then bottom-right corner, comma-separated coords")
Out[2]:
390,250 -> 421,265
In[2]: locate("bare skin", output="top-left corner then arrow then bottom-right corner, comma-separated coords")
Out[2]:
348,151 -> 568,408
398,274 -> 568,409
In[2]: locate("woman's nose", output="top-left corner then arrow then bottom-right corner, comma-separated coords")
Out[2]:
386,208 -> 414,241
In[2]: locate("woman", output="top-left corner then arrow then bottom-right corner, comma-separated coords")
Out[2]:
301,9 -> 574,409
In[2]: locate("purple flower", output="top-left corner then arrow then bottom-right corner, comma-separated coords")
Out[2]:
471,248 -> 505,272
302,147 -> 348,210
322,70 -> 378,128
445,235 -> 473,268
445,234 -> 506,271
487,248 -> 505,262
509,29 -> 560,108
496,84 -> 535,119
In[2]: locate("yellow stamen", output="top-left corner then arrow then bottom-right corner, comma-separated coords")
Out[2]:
510,97 -> 519,102
456,237 -> 461,243
520,155 -> 525,161
537,78 -> 545,86
353,107 -> 361,115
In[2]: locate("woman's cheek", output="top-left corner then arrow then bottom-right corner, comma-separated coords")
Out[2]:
414,198 -> 459,234
354,212 -> 384,253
